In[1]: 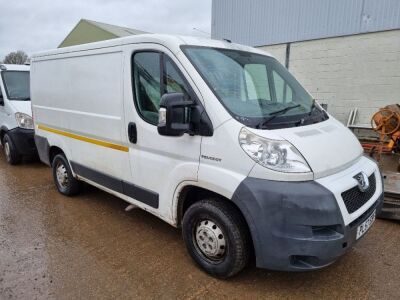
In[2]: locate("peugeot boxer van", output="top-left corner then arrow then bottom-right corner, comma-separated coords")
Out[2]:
31,35 -> 383,278
0,64 -> 36,164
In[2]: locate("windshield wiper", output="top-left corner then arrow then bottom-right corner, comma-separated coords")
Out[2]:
308,99 -> 321,116
309,99 -> 316,115
256,104 -> 301,129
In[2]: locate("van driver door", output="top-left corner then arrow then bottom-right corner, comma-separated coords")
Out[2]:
122,43 -> 203,222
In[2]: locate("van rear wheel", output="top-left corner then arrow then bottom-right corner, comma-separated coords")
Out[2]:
52,154 -> 81,196
182,199 -> 250,278
2,134 -> 21,165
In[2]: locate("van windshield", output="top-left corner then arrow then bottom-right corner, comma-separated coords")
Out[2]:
182,46 -> 327,129
1,71 -> 30,101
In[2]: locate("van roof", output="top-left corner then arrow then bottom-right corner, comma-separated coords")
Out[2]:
0,64 -> 30,71
31,34 -> 272,59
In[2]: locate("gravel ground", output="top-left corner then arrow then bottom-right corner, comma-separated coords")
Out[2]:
0,154 -> 399,299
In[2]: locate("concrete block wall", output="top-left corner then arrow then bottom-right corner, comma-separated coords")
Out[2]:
259,44 -> 287,65
258,30 -> 400,124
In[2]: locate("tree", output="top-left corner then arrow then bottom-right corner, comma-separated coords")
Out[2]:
3,51 -> 29,65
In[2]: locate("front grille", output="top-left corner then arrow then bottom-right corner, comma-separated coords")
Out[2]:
349,198 -> 379,229
341,173 -> 376,214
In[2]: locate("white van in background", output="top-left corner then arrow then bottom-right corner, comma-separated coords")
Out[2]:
0,64 -> 36,164
31,34 -> 383,278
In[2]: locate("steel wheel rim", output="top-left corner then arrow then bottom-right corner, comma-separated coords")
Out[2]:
4,142 -> 11,160
193,219 -> 226,260
56,163 -> 69,188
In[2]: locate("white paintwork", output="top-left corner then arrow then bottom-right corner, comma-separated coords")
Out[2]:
0,64 -> 31,136
316,156 -> 382,226
248,116 -> 364,180
31,34 -> 380,227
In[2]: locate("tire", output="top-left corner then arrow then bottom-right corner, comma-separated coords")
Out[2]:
52,154 -> 81,196
182,199 -> 250,278
2,134 -> 21,165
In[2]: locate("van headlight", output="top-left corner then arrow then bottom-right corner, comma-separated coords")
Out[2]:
15,112 -> 34,130
239,127 -> 311,173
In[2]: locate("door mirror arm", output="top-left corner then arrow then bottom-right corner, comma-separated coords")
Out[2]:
189,104 -> 213,137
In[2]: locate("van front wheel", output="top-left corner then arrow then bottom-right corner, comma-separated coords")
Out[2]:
52,154 -> 81,196
2,134 -> 21,165
182,199 -> 250,278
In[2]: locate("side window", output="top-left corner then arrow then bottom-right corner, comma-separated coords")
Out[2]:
133,52 -> 162,124
133,52 -> 192,124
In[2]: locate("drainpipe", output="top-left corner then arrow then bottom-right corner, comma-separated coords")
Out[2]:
285,42 -> 291,69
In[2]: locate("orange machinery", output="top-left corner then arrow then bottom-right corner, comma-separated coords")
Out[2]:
362,104 -> 400,220
363,104 -> 400,164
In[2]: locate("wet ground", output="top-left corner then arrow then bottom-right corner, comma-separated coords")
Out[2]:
0,154 -> 399,300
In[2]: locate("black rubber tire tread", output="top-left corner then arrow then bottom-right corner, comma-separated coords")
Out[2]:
3,134 -> 21,165
52,154 -> 81,196
182,198 -> 250,278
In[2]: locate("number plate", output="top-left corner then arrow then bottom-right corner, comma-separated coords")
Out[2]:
356,210 -> 376,240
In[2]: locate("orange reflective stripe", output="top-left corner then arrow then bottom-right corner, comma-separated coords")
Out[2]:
37,124 -> 129,152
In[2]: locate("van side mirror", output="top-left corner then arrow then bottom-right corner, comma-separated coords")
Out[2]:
157,93 -> 213,137
0,94 -> 4,106
157,93 -> 194,136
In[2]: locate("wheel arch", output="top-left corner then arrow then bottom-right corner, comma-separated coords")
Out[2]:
176,185 -> 223,227
174,183 -> 255,253
35,131 -> 73,168
49,145 -> 65,166
0,126 -> 8,143
175,183 -> 255,260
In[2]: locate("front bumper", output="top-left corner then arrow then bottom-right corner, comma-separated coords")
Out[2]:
7,128 -> 37,156
232,156 -> 384,271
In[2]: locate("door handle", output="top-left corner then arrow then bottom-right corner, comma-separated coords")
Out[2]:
128,122 -> 137,144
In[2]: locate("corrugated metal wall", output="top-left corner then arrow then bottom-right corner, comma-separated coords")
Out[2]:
211,0 -> 400,46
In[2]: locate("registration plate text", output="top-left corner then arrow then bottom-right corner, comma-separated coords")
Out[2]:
356,210 -> 376,240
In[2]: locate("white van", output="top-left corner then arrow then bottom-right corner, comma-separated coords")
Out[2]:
0,64 -> 36,164
31,35 -> 383,278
